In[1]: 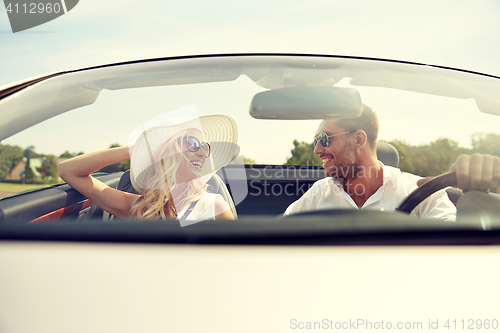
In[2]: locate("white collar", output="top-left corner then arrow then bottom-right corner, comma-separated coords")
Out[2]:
379,161 -> 397,190
327,160 -> 394,188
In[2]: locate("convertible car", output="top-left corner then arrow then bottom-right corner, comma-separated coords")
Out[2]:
1,54 -> 500,332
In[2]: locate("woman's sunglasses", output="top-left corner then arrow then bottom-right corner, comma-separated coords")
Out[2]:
313,130 -> 357,148
183,136 -> 211,158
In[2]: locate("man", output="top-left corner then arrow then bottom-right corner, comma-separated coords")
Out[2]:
284,105 -> 500,220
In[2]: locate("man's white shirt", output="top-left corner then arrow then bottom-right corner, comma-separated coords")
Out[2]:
284,162 -> 456,221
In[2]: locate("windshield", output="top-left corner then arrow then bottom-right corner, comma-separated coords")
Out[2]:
1,55 -> 499,225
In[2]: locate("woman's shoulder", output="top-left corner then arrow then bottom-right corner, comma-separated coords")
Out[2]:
202,192 -> 223,202
201,192 -> 231,217
213,195 -> 233,220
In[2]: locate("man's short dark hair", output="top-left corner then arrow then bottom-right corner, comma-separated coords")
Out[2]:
336,104 -> 379,149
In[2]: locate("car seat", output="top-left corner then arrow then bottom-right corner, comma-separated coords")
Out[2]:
376,142 -> 399,168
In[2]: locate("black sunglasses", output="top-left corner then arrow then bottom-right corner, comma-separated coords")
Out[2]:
313,130 -> 357,148
183,136 -> 211,158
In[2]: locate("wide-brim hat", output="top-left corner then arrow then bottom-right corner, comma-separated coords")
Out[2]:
130,114 -> 238,194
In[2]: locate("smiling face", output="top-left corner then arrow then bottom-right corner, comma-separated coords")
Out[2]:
314,119 -> 361,180
177,128 -> 208,183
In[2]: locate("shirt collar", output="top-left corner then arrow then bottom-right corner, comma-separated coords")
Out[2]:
379,161 -> 397,189
326,162 -> 395,185
325,162 -> 389,191
325,161 -> 398,193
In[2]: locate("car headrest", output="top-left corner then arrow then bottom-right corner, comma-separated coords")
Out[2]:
117,170 -> 138,195
376,142 -> 399,168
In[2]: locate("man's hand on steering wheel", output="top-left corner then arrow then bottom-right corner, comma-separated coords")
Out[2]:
417,154 -> 500,192
397,154 -> 500,214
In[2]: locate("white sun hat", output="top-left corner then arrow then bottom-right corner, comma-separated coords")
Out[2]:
129,114 -> 238,194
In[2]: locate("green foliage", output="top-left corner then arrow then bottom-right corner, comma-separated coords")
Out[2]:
286,133 -> 500,178
386,135 -> 500,177
98,144 -> 130,173
59,151 -> 73,158
386,138 -> 468,177
471,133 -> 500,156
23,145 -> 36,158
243,156 -> 255,164
22,146 -> 37,183
285,140 -> 322,166
59,150 -> 84,158
24,163 -> 35,183
40,155 -> 59,179
99,160 -> 130,173
0,144 -> 23,179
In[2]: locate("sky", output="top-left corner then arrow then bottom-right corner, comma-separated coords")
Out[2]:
1,0 -> 500,164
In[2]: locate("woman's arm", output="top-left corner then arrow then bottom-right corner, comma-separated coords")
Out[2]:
213,196 -> 235,220
57,146 -> 138,218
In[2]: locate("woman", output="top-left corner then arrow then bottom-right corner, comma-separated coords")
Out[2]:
57,114 -> 238,222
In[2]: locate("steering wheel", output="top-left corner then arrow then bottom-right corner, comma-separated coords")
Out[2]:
396,172 -> 457,214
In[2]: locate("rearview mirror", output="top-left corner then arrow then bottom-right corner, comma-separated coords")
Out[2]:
249,87 -> 362,120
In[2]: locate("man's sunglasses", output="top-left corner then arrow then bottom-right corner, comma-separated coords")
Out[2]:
313,130 -> 357,148
183,136 -> 211,158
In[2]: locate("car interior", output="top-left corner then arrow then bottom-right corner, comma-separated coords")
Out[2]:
0,140 -> 419,223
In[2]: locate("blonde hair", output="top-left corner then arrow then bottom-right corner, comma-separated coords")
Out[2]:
128,130 -> 207,219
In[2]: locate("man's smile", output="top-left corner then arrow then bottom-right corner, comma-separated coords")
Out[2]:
321,155 -> 334,168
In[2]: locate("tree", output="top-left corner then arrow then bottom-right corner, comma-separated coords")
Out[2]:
59,151 -> 73,159
23,145 -> 36,159
41,155 -> 59,179
285,140 -> 322,165
384,139 -> 415,174
283,135 -> 489,177
59,150 -> 85,158
386,138 -> 466,177
98,144 -> 130,173
0,144 -> 24,179
23,146 -> 36,183
24,164 -> 35,183
243,156 -> 255,164
409,138 -> 463,177
471,133 -> 500,157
